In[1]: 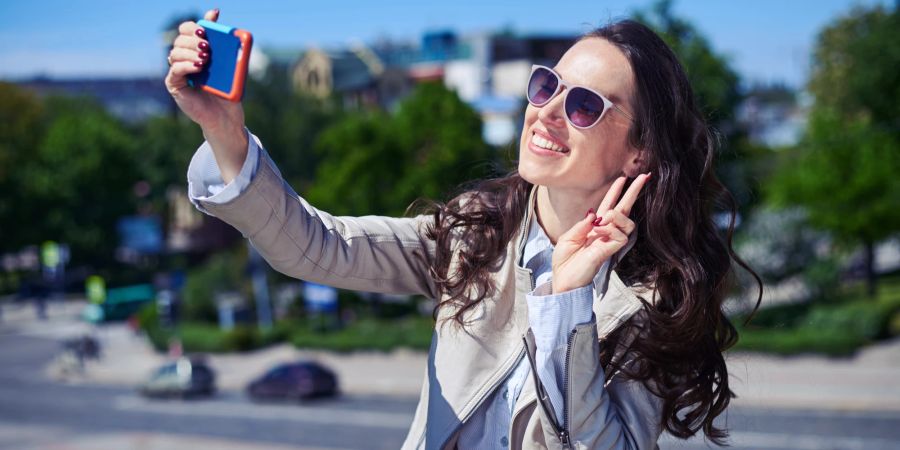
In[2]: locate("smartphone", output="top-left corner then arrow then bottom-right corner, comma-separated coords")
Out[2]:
187,19 -> 253,102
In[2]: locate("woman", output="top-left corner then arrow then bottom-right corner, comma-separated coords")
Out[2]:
167,9 -> 760,450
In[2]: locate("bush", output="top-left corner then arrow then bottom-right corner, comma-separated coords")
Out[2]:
181,247 -> 249,323
290,316 -> 433,353
736,327 -> 866,356
735,275 -> 900,355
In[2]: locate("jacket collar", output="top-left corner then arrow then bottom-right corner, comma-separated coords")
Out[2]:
517,184 -> 648,340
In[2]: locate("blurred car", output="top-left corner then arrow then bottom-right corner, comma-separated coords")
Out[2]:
139,356 -> 216,399
246,361 -> 339,402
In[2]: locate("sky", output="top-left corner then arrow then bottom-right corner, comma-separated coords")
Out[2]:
0,0 -> 892,88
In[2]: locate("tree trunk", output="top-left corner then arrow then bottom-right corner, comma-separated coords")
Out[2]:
864,239 -> 877,298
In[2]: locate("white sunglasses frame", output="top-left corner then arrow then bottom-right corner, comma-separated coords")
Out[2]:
525,64 -> 634,128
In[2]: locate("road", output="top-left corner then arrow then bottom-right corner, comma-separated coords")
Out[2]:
2,330 -> 900,449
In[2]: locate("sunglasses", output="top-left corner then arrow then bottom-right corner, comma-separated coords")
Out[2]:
526,65 -> 633,128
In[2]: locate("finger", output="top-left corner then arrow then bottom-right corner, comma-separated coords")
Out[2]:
590,225 -> 628,245
592,209 -> 635,234
170,47 -> 208,66
177,20 -> 201,37
203,8 -> 220,22
559,209 -> 597,243
597,177 -> 627,214
615,172 -> 651,216
173,34 -> 206,52
168,60 -> 205,81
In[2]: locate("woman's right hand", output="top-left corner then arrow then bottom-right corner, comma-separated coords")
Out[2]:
165,9 -> 248,183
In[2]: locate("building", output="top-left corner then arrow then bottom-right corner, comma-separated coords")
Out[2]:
18,76 -> 173,123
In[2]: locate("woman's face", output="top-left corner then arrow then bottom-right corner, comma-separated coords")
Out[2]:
518,37 -> 642,194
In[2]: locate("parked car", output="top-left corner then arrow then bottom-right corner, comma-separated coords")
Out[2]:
246,361 -> 339,402
139,356 -> 216,399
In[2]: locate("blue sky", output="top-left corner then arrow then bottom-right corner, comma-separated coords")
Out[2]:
0,0 -> 891,87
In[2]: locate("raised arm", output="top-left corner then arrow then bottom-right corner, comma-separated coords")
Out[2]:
168,10 -> 439,298
192,138 -> 439,298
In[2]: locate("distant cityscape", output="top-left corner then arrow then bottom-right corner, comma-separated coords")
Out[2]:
14,27 -> 806,149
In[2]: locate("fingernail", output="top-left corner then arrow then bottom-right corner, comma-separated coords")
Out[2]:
646,171 -> 652,179
194,61 -> 204,67
199,41 -> 209,50
199,51 -> 209,59
586,208 -> 595,218
592,218 -> 602,227
195,28 -> 206,37
213,8 -> 220,15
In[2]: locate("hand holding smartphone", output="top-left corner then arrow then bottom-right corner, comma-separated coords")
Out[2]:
188,19 -> 253,102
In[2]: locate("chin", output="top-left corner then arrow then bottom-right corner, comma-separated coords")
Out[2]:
517,160 -> 557,187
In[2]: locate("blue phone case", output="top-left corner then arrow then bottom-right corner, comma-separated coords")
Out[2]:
187,20 -> 252,101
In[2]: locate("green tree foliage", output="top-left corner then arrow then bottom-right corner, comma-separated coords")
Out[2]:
136,115 -> 203,208
23,97 -> 140,265
306,82 -> 493,216
243,68 -> 340,191
0,83 -> 45,243
767,5 -> 900,296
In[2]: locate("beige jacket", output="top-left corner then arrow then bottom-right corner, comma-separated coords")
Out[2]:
197,150 -> 664,449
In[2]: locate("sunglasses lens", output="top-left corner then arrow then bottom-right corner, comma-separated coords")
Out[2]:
565,87 -> 607,127
527,68 -> 558,105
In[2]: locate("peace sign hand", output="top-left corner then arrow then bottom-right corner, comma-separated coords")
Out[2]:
550,173 -> 651,294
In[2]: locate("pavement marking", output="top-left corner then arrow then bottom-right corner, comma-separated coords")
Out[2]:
660,430 -> 900,450
113,396 -> 413,429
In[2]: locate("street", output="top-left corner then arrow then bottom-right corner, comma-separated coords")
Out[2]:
2,314 -> 900,449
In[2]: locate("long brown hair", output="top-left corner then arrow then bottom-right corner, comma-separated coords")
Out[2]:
424,20 -> 762,445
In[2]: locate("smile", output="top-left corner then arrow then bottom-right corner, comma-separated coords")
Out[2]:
531,130 -> 570,153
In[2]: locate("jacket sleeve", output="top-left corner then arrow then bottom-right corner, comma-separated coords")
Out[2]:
189,134 -> 440,299
525,316 -> 664,450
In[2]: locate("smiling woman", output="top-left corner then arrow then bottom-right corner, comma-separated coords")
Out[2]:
168,9 -> 761,449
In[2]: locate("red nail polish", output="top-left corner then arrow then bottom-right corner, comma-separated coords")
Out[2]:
586,208 -> 595,218
199,52 -> 209,59
194,61 -> 203,67
213,8 -> 220,15
195,28 -> 206,37
592,218 -> 602,227
198,41 -> 209,50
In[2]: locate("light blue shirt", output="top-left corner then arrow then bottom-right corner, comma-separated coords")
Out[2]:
187,132 -> 601,449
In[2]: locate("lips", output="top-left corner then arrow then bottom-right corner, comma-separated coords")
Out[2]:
531,129 -> 569,153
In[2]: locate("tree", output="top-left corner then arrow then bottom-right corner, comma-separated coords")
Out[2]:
767,5 -> 900,296
305,82 -> 494,217
0,83 -> 45,246
0,87 -> 142,267
24,97 -> 141,266
242,67 -> 341,192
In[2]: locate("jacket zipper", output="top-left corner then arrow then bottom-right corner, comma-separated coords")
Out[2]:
523,333 -> 574,450
560,329 -> 576,449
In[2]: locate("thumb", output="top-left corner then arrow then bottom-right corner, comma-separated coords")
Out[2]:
560,209 -> 596,243
203,8 -> 220,22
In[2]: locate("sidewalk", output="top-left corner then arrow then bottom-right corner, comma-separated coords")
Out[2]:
5,299 -> 900,412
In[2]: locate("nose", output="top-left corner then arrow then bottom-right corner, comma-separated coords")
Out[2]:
537,87 -> 567,128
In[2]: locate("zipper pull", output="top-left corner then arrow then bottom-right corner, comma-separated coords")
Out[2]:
559,429 -> 572,449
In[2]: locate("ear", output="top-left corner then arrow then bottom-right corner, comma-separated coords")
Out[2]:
622,147 -> 647,178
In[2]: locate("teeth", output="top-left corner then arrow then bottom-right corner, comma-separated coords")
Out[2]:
531,133 -> 567,152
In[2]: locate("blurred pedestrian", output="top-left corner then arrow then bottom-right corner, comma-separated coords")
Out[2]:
167,10 -> 761,449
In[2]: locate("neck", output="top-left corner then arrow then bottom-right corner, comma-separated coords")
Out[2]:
535,184 -> 610,245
